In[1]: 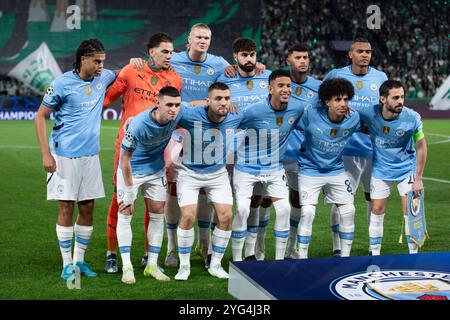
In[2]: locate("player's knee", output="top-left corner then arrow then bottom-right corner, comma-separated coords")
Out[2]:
300,205 -> 316,226
147,200 -> 165,213
372,202 -> 385,214
236,198 -> 252,223
181,212 -> 196,227
217,211 -> 232,229
261,197 -> 272,208
59,201 -> 74,216
338,204 -> 355,226
272,198 -> 290,230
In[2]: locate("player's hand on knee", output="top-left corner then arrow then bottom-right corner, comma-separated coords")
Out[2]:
43,152 -> 56,173
119,202 -> 134,215
119,186 -> 135,214
129,57 -> 145,70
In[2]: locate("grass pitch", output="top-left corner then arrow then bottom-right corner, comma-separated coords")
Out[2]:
0,119 -> 449,299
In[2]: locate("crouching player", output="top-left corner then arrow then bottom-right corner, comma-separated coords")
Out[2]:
116,86 -> 183,284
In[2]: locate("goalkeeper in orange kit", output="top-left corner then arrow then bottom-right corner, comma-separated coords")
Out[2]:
103,33 -> 182,273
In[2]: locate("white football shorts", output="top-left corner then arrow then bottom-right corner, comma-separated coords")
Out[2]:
47,154 -> 105,201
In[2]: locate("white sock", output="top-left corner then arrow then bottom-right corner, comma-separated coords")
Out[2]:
287,207 -> 301,255
297,205 -> 316,259
255,206 -> 270,258
369,213 -> 384,256
273,199 -> 290,260
165,195 -> 179,252
73,224 -> 93,264
231,230 -> 246,261
177,227 -> 194,267
210,227 -> 232,267
197,194 -> 212,246
117,213 -> 133,268
148,213 -> 164,265
404,215 -> 418,254
338,204 -> 355,257
56,225 -> 73,267
231,197 -> 251,261
330,204 -> 341,252
244,207 -> 259,257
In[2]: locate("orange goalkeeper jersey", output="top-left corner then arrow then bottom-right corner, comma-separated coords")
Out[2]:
104,63 -> 182,148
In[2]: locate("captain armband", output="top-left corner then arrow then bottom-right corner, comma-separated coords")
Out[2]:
413,128 -> 425,142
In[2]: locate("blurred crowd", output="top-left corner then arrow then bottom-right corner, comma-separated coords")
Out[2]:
0,76 -> 36,97
260,0 -> 449,98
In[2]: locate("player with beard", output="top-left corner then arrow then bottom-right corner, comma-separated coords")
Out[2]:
358,80 -> 427,256
217,38 -> 271,261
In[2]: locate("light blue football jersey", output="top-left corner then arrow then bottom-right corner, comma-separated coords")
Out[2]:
42,69 -> 116,158
178,105 -> 244,173
297,105 -> 361,176
120,104 -> 185,175
216,70 -> 272,108
236,98 -> 305,174
358,104 -> 423,181
324,66 -> 388,157
172,51 -> 229,102
284,76 -> 322,161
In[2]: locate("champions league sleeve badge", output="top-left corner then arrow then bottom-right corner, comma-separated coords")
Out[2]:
406,191 -> 429,247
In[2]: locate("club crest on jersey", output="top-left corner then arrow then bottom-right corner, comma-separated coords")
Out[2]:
226,128 -> 234,135
343,129 -> 350,137
207,67 -> 214,75
330,128 -> 337,137
288,117 -> 295,125
151,77 -> 158,85
383,126 -> 390,135
370,83 -> 378,91
246,80 -> 254,90
46,86 -> 54,96
194,65 -> 201,74
396,129 -> 404,137
276,117 -> 283,126
161,130 -> 168,138
260,81 -> 268,89
295,87 -> 302,96
85,85 -> 92,95
356,81 -> 363,89
96,82 -> 102,90
307,91 -> 314,99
